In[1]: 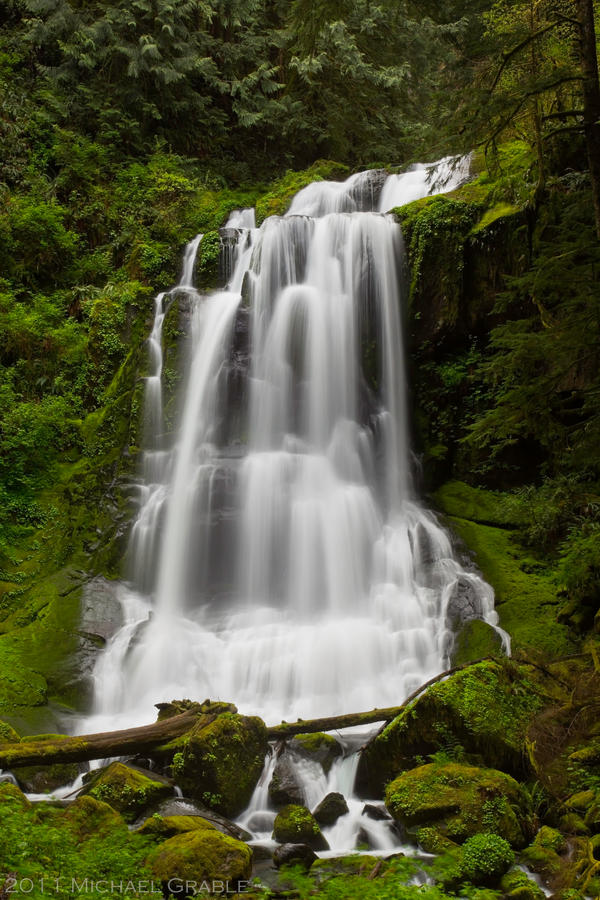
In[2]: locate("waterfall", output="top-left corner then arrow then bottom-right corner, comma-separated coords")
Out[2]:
86,158 -> 505,739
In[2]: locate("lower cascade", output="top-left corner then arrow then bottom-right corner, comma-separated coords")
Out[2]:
84,157 -> 507,853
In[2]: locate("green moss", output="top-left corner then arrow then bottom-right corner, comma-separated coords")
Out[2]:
196,230 -> 221,289
171,712 -> 267,818
289,732 -> 342,774
13,758 -> 80,793
146,825 -> 252,887
255,160 -> 349,224
434,480 -> 525,528
451,619 -> 504,666
359,660 -> 544,793
272,803 -> 328,849
460,833 -> 514,884
385,762 -> 528,847
0,719 -> 20,742
83,762 -> 173,823
444,515 -> 576,657
138,814 -> 212,839
500,868 -> 546,899
62,795 -> 126,839
471,203 -> 520,234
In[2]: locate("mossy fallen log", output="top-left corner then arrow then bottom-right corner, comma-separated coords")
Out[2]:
0,704 -> 214,769
0,661 -> 494,770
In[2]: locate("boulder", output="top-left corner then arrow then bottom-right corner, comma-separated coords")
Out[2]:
500,869 -> 545,900
445,576 -> 484,628
451,619 -> 504,666
313,792 -> 349,826
62,795 -> 125,839
272,804 -> 329,850
459,832 -> 514,885
148,798 -> 251,841
520,826 -> 568,880
170,711 -> 267,818
362,803 -> 389,821
0,720 -> 20,743
146,822 -> 252,894
0,781 -> 31,808
357,660 -> 544,795
81,762 -> 173,822
273,843 -> 317,870
385,762 -> 528,848
287,733 -> 342,775
268,753 -> 305,808
14,734 -> 80,793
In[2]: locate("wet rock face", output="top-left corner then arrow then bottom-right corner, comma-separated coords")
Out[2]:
287,732 -> 343,774
268,753 -> 305,808
445,576 -> 483,629
273,843 -> 317,870
313,792 -> 349,826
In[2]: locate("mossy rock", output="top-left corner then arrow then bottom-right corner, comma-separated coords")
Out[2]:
171,711 -> 267,818
500,868 -> 546,899
520,826 -> 569,880
460,832 -> 515,885
272,804 -> 329,850
451,618 -> 504,666
146,823 -> 252,891
138,814 -> 212,839
313,792 -> 349,826
0,781 -> 31,808
82,762 -> 173,823
439,513 -> 576,658
385,762 -> 528,847
255,160 -> 349,224
62,795 -> 126,839
0,720 -> 20,743
288,732 -> 342,774
13,760 -> 80,793
309,855 -> 382,883
358,660 -> 544,794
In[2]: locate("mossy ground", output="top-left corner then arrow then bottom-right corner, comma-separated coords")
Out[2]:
434,480 -> 576,658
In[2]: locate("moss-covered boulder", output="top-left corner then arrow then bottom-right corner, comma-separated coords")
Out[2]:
358,660 -> 544,795
171,711 -> 267,818
520,826 -> 568,880
0,720 -> 20,743
288,732 -> 342,775
62,795 -> 126,839
313,792 -> 349,826
451,619 -> 504,666
81,762 -> 173,822
138,814 -> 212,839
146,822 -> 252,892
500,868 -> 546,899
0,781 -> 31,808
13,736 -> 80,792
272,804 -> 329,850
385,762 -> 528,847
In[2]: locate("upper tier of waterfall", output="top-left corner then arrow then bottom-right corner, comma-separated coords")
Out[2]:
86,155 -> 506,732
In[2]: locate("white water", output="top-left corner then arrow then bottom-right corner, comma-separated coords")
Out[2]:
70,156 -> 509,851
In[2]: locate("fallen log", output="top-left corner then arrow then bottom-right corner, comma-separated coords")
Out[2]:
0,658 -> 495,770
0,708 -> 204,770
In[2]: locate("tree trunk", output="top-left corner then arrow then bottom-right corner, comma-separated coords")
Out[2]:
0,660 -> 495,770
0,708 -> 205,770
575,0 -> 600,240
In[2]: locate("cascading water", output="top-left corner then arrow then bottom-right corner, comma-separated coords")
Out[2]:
82,157 -> 508,852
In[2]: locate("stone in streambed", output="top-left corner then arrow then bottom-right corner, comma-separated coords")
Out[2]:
146,823 -> 252,893
268,753 -> 305,808
287,732 -> 342,774
313,792 -> 348,826
272,804 -> 329,850
62,795 -> 126,839
169,709 -> 267,818
273,843 -> 317,870
385,762 -> 528,847
81,761 -> 173,823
